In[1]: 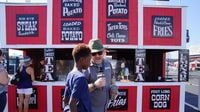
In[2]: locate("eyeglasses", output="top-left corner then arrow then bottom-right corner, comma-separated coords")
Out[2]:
92,51 -> 103,56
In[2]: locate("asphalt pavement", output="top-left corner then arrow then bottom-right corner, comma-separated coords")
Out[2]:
185,71 -> 200,112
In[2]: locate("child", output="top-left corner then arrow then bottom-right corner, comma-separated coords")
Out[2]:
63,44 -> 92,112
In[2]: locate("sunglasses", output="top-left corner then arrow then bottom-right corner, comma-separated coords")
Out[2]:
92,51 -> 103,56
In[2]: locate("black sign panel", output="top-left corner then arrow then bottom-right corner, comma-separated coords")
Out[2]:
61,21 -> 83,42
16,14 -> 38,37
107,0 -> 129,18
44,48 -> 55,81
106,21 -> 128,44
178,49 -> 189,82
61,0 -> 84,18
135,49 -> 146,81
16,88 -> 38,109
107,89 -> 128,110
152,16 -> 173,37
150,88 -> 171,109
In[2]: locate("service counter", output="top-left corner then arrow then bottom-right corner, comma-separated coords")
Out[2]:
7,81 -> 185,112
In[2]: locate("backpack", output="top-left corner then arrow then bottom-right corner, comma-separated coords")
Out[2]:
10,69 -> 21,85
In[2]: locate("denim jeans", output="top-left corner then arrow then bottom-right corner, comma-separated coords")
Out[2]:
0,92 -> 7,112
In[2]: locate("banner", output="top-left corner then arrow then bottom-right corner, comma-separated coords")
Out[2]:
135,49 -> 146,81
178,49 -> 189,81
152,16 -> 173,38
107,0 -> 129,18
61,21 -> 83,42
107,89 -> 128,110
106,21 -> 128,44
61,0 -> 84,18
44,48 -> 55,81
16,14 -> 39,37
150,88 -> 171,109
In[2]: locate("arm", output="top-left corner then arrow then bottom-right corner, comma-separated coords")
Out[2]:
88,77 -> 106,92
0,70 -> 9,85
27,67 -> 35,81
88,83 -> 96,92
69,98 -> 78,112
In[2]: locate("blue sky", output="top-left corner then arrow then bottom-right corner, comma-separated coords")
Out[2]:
182,0 -> 200,46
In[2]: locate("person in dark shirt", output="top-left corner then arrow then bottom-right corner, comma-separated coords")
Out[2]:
17,56 -> 35,112
84,39 -> 118,112
63,43 -> 92,112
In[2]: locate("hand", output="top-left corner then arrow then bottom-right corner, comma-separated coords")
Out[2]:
94,77 -> 106,88
110,85 -> 119,100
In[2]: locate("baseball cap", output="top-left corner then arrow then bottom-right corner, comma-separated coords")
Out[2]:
88,39 -> 104,53
23,56 -> 31,65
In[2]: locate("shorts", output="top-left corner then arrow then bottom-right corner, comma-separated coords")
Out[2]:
17,88 -> 33,95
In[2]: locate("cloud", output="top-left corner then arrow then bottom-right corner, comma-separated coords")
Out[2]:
187,45 -> 200,55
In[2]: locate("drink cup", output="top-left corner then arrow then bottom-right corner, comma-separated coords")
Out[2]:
110,84 -> 118,100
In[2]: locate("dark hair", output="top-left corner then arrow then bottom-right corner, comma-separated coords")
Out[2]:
0,49 -> 2,56
72,44 -> 91,62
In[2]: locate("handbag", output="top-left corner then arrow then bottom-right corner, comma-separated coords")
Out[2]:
10,71 -> 21,85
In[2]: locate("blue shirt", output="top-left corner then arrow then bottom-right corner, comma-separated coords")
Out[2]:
84,59 -> 114,112
64,68 -> 92,112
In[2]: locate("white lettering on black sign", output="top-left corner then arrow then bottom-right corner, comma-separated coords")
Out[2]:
135,49 -> 145,79
61,0 -> 83,18
107,89 -> 128,110
16,14 -> 38,37
107,0 -> 128,18
150,88 -> 171,109
106,21 -> 128,44
44,48 -> 55,81
178,49 -> 189,81
152,16 -> 173,37
61,21 -> 83,42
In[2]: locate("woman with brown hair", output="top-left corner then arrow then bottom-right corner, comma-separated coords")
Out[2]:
17,56 -> 35,112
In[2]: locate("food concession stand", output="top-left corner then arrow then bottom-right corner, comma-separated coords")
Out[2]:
0,0 -> 188,112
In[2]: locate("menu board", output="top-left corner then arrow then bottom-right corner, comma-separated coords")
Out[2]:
61,21 -> 83,42
143,7 -> 181,46
99,0 -> 138,44
16,14 -> 39,37
6,6 -> 47,44
61,0 -> 84,18
150,88 -> 171,109
107,0 -> 129,18
152,16 -> 173,38
107,89 -> 128,110
53,0 -> 92,44
106,21 -> 128,44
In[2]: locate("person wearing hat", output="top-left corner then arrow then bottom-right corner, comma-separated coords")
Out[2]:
16,56 -> 35,112
63,43 -> 92,112
84,39 -> 118,112
0,49 -> 10,112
